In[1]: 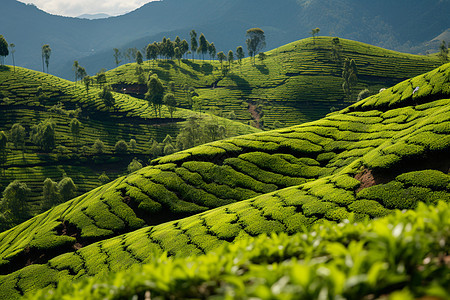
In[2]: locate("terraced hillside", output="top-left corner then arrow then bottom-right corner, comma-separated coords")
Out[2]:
106,37 -> 443,129
0,63 -> 448,299
0,66 -> 260,218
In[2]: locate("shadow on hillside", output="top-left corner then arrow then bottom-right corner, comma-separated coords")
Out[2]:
184,60 -> 214,74
0,65 -> 10,72
228,74 -> 251,95
255,64 -> 269,75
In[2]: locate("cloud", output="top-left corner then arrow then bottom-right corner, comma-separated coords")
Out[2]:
17,0 -> 155,17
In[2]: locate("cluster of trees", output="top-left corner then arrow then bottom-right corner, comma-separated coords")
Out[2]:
0,175 -> 77,230
112,28 -> 266,68
0,35 -> 16,71
439,41 -> 448,63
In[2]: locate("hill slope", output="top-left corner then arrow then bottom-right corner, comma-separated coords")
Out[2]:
2,0 -> 449,79
0,66 -> 259,223
105,37 -> 443,129
0,63 -> 448,298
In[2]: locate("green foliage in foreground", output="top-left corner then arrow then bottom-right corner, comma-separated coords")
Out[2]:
29,202 -> 450,300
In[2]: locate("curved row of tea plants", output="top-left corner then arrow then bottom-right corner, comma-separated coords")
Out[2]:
0,63 -> 449,298
28,201 -> 450,300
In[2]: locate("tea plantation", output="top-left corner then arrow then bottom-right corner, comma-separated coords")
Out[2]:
0,63 -> 448,299
0,66 -> 259,217
105,37 -> 442,129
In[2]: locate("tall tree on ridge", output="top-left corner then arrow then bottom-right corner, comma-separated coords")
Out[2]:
146,43 -> 158,65
246,28 -> 265,64
136,50 -> 143,64
217,51 -> 226,68
190,30 -> 198,61
0,35 -> 8,66
197,33 -> 208,60
311,28 -> 320,44
439,41 -> 449,63
342,58 -> 358,100
113,48 -> 122,67
181,39 -> 189,59
236,46 -> 244,66
228,50 -> 234,68
208,42 -> 216,61
72,61 -> 79,84
41,44 -> 51,73
9,43 -> 15,72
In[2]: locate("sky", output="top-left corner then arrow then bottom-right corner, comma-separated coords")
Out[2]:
17,0 -> 157,17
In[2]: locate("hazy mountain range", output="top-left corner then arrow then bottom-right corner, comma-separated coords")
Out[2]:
1,0 -> 449,79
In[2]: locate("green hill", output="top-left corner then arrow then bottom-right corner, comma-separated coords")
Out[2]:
0,63 -> 448,299
0,66 -> 260,224
105,37 -> 443,129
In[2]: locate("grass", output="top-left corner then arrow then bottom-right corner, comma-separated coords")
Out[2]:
0,62 -> 448,298
105,37 -> 442,129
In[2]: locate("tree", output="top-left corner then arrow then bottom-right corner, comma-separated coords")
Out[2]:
9,43 -> 15,72
342,58 -> 358,100
208,42 -> 216,61
57,177 -> 77,203
10,124 -> 26,157
190,30 -> 198,60
197,33 -> 208,60
236,46 -> 245,66
127,158 -> 143,173
83,75 -> 92,94
129,139 -> 137,153
228,50 -> 234,68
0,35 -> 8,66
92,139 -> 105,155
96,72 -> 107,88
438,41 -> 449,63
192,96 -> 203,114
77,66 -> 87,81
70,118 -> 81,143
1,180 -> 31,221
30,118 -> 56,152
246,28 -> 266,64
113,48 -> 122,67
331,37 -> 343,65
41,44 -> 51,73
72,61 -> 79,84
217,51 -> 226,68
115,140 -> 128,154
145,75 -> 165,117
174,47 -> 182,65
258,52 -> 267,63
357,89 -> 371,101
146,43 -> 158,65
98,172 -> 110,184
42,178 -> 58,211
163,93 -> 177,118
136,50 -> 143,64
181,40 -> 189,58
311,28 -> 320,44
0,131 -> 7,173
99,86 -> 115,111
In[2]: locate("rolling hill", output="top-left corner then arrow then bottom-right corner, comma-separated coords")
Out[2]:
1,0 -> 449,79
0,63 -> 448,299
105,37 -> 443,129
0,66 -> 259,225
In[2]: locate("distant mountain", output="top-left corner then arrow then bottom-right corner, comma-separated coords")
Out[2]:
77,13 -> 112,20
1,0 -> 449,79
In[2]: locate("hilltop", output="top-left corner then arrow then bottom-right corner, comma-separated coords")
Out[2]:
0,66 -> 259,226
105,37 -> 443,129
1,0 -> 449,78
0,63 -> 448,299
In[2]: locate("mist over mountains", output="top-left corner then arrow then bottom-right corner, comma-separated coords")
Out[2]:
2,0 -> 449,79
